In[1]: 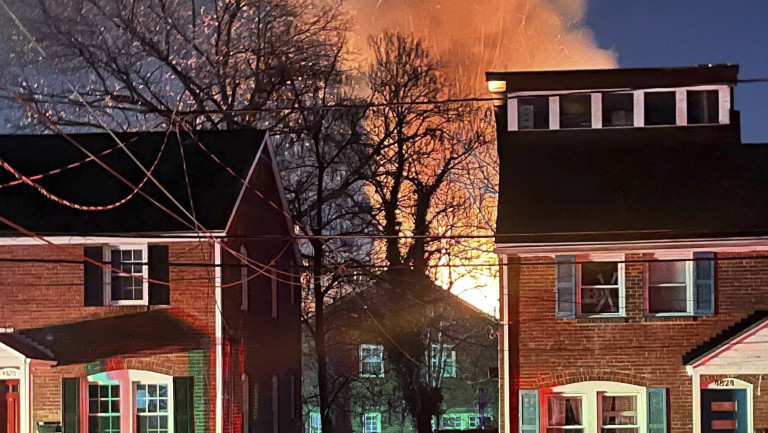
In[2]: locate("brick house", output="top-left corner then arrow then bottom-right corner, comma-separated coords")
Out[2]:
0,130 -> 301,433
302,287 -> 498,433
486,65 -> 768,433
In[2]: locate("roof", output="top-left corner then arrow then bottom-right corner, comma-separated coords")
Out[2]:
682,310 -> 768,366
17,310 -> 211,365
0,129 -> 267,236
0,332 -> 55,361
486,64 -> 739,93
495,127 -> 768,244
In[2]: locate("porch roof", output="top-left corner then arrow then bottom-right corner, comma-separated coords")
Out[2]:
683,310 -> 768,373
0,332 -> 55,361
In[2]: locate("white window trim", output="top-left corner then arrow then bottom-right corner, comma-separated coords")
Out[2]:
359,344 -> 384,378
429,343 -> 457,378
84,369 -> 174,433
104,244 -> 149,306
506,85 -> 730,132
542,381 -> 647,433
577,253 -> 626,318
645,251 -> 695,317
363,412 -> 382,433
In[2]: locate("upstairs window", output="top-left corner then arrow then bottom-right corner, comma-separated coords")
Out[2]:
648,260 -> 690,314
687,90 -> 719,124
560,94 -> 592,129
429,344 -> 457,378
580,262 -> 621,316
644,92 -> 677,126
108,246 -> 148,304
518,96 -> 549,130
363,413 -> 381,433
602,93 -> 634,127
359,344 -> 384,378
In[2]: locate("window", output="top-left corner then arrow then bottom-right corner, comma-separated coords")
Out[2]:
547,395 -> 584,433
560,94 -> 592,129
359,344 -> 384,377
240,245 -> 249,311
580,262 -> 621,316
271,269 -> 278,319
107,246 -> 148,304
601,395 -> 638,433
467,415 -> 480,429
518,96 -> 550,130
687,90 -> 719,124
603,93 -> 634,127
88,384 -> 120,433
429,344 -> 457,378
135,384 -> 170,433
363,413 -> 381,433
648,259 -> 691,314
644,92 -> 676,126
441,414 -> 463,430
308,413 -> 321,433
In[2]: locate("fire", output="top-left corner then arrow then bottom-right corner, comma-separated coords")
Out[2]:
350,0 -> 617,315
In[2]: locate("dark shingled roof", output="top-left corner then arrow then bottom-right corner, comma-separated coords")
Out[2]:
0,332 -> 55,361
0,129 -> 266,235
495,127 -> 768,244
17,310 -> 211,365
682,310 -> 768,366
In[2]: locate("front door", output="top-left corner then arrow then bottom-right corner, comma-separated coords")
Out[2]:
702,389 -> 749,433
0,380 -> 19,433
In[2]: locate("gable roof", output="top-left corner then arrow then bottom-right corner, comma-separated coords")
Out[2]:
682,310 -> 768,366
496,133 -> 768,245
0,332 -> 55,361
0,129 -> 267,236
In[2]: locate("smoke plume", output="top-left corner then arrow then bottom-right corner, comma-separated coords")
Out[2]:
349,0 -> 617,92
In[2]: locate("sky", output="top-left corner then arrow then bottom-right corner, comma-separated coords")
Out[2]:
586,0 -> 768,143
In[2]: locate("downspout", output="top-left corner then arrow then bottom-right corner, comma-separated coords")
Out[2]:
215,243 -> 223,433
501,254 -> 510,433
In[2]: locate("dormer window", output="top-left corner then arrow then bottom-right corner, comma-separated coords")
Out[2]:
644,91 -> 677,126
559,94 -> 591,129
602,93 -> 634,127
518,96 -> 549,130
687,90 -> 719,124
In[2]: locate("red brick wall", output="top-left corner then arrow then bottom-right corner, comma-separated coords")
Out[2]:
505,251 -> 768,433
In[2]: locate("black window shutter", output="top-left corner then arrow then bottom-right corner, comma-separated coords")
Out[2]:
83,246 -> 104,306
555,255 -> 577,318
149,245 -> 170,305
693,252 -> 716,316
61,378 -> 80,433
174,376 -> 194,433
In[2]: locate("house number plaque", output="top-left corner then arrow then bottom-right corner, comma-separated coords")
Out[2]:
705,378 -> 749,389
0,368 -> 20,378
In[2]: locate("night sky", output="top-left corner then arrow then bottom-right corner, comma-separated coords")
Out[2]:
586,1 -> 768,143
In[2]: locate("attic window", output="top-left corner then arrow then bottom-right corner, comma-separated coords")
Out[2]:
644,92 -> 677,126
603,93 -> 634,127
559,94 -> 591,129
518,97 -> 549,130
687,90 -> 719,125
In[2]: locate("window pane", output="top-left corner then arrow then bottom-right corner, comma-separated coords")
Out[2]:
649,285 -> 687,313
649,261 -> 686,285
581,287 -> 620,314
603,93 -> 634,127
560,94 -> 592,129
645,92 -> 677,126
581,262 -> 618,286
518,97 -> 550,130
547,396 -> 583,427
687,90 -> 719,125
89,383 -> 120,433
602,395 -> 637,426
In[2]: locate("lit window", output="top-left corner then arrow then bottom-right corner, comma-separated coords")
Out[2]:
644,92 -> 676,126
135,384 -> 170,433
363,413 -> 381,433
441,414 -> 463,430
88,384 -> 120,433
687,90 -> 719,125
308,413 -> 321,433
359,344 -> 384,378
560,94 -> 592,129
601,395 -> 638,433
518,96 -> 550,130
602,93 -> 634,127
429,344 -> 457,378
580,262 -> 622,316
107,246 -> 148,304
647,258 -> 692,315
547,395 -> 584,433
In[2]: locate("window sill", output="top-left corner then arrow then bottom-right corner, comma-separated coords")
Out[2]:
641,315 -> 698,324
573,316 -> 629,325
107,300 -> 149,307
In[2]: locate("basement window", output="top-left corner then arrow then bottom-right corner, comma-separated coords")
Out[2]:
560,94 -> 592,129
644,92 -> 677,126
603,93 -> 634,127
687,90 -> 719,125
518,96 -> 549,130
